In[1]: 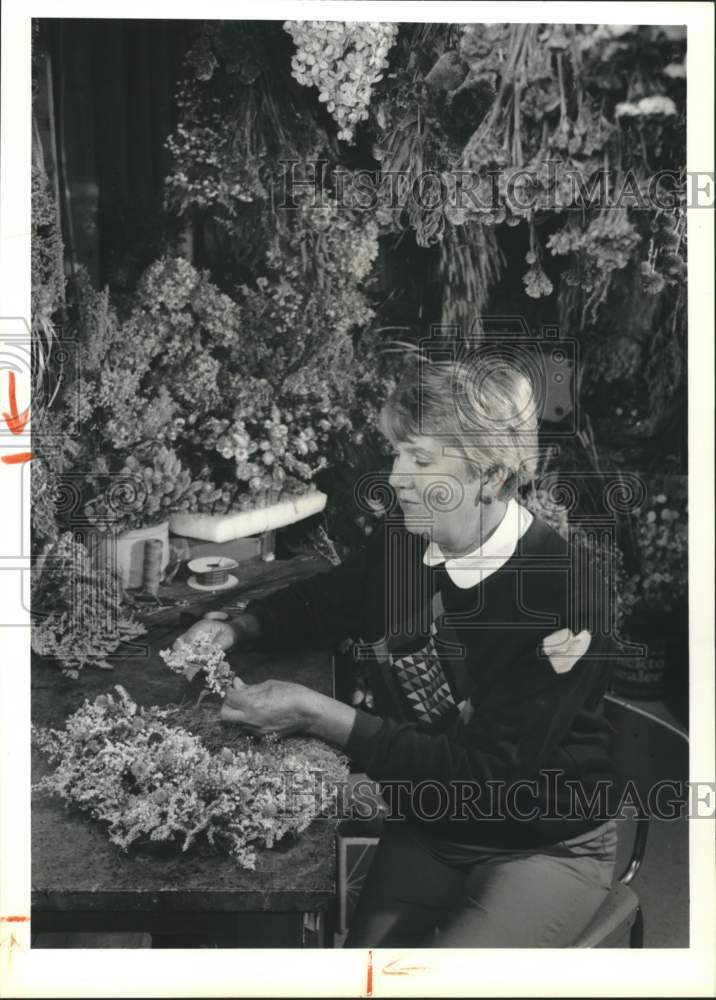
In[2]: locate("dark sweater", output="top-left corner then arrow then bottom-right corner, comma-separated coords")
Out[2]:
246,512 -> 617,848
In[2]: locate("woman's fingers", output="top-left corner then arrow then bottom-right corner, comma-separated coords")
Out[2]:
173,620 -> 215,649
219,702 -> 276,737
220,704 -> 262,733
221,679 -> 258,728
220,679 -> 307,737
172,620 -> 237,653
224,683 -> 251,709
220,703 -> 246,724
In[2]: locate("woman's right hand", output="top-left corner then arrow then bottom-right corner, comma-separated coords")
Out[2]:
174,619 -> 237,652
173,612 -> 261,653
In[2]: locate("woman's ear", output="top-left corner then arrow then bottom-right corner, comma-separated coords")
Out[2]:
479,466 -> 509,505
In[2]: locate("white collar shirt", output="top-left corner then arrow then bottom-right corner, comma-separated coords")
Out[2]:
422,498 -> 534,590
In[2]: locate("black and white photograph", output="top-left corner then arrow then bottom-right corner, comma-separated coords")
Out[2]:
0,1 -> 713,996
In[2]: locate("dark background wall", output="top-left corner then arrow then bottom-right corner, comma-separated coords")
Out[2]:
34,19 -> 196,291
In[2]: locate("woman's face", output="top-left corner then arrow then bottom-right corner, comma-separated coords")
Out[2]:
387,434 -> 484,551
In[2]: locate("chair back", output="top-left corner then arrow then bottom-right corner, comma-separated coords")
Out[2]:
604,695 -> 689,809
603,695 -> 689,886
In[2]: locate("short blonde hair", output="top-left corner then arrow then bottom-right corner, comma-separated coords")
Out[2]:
380,346 -> 541,498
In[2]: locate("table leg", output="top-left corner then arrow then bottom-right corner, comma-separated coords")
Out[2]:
302,908 -> 337,948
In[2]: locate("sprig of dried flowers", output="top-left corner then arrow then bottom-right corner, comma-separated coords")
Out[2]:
159,636 -> 234,698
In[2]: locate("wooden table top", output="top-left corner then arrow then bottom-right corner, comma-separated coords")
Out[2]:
32,553 -> 341,914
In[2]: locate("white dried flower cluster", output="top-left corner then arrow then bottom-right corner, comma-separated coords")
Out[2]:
615,95 -> 677,118
284,21 -> 398,141
160,637 -> 234,698
32,685 -> 348,870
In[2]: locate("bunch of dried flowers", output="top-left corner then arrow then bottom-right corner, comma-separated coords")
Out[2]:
32,685 -> 349,870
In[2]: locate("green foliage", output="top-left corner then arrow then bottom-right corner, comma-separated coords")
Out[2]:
520,486 -> 570,538
164,22 -> 333,226
31,163 -> 67,550
623,475 -> 688,615
33,20 -> 687,596
32,268 -> 216,536
31,459 -> 61,548
84,446 -> 219,535
32,165 -> 65,323
369,22 -> 685,307
235,188 -> 378,386
158,20 -> 687,567
56,198 -> 380,529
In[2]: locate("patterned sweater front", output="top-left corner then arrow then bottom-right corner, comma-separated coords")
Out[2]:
245,511 -> 617,847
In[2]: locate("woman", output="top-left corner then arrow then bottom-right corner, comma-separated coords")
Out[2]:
178,348 -> 618,947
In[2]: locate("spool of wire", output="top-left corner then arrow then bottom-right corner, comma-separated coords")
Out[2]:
141,538 -> 164,596
187,556 -> 239,592
198,562 -> 227,587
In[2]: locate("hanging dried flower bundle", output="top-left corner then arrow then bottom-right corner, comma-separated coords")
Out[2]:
284,21 -> 399,142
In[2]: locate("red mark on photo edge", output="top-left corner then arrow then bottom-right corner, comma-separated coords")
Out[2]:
0,917 -> 29,923
2,370 -> 33,462
382,957 -> 427,976
2,372 -> 31,435
365,949 -> 373,997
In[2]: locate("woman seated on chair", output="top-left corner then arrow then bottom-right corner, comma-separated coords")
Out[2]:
176,346 -> 619,947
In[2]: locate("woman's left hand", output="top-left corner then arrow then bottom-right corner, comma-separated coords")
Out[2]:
220,678 -> 319,737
